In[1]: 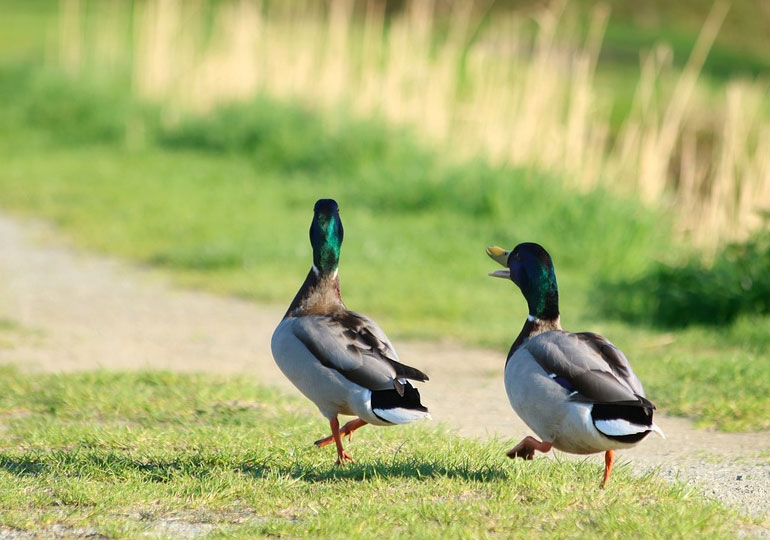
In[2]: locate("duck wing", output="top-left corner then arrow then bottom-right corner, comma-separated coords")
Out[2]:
345,310 -> 430,382
573,332 -> 646,396
290,311 -> 428,395
524,330 -> 659,442
524,330 -> 647,404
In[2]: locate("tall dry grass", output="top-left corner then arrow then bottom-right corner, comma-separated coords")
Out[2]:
56,0 -> 770,249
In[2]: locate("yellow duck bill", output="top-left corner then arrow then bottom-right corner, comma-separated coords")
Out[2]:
486,245 -> 511,278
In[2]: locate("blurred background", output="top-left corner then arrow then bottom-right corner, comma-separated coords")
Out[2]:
1,0 -> 769,430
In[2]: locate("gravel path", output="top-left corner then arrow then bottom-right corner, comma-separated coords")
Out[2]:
0,214 -> 768,526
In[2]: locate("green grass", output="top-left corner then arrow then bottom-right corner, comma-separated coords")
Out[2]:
0,67 -> 769,432
0,367 -> 750,539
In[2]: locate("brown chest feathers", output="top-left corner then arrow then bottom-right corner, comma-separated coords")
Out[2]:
285,269 -> 345,317
507,316 -> 562,361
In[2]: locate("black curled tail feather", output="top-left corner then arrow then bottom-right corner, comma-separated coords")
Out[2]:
371,381 -> 428,423
591,396 -> 656,444
388,359 -> 429,382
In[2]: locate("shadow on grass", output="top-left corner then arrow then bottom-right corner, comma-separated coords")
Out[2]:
0,452 -> 190,482
0,451 -> 507,483
238,459 -> 508,483
0,455 -> 49,476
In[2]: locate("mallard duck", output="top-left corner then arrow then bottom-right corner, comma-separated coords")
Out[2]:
486,242 -> 663,487
271,199 -> 430,464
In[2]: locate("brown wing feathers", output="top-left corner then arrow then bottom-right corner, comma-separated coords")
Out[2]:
526,331 -> 646,404
294,310 -> 428,395
334,311 -> 429,382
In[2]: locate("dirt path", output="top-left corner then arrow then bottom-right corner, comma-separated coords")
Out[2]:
1,214 -> 769,523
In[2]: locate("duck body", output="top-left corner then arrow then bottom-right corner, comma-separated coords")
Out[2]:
487,242 -> 662,487
271,199 -> 429,464
505,328 -> 654,456
273,317 -> 369,420
272,305 -> 428,428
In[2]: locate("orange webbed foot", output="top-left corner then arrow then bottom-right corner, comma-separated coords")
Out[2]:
314,418 -> 367,448
335,450 -> 355,465
506,436 -> 553,460
323,417 -> 363,466
314,434 -> 334,447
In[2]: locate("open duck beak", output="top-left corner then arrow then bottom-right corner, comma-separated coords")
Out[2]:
486,245 -> 511,278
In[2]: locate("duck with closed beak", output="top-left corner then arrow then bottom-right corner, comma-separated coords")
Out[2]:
271,199 -> 430,464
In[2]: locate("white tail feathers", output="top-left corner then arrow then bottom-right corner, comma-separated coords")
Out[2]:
594,418 -> 651,437
595,418 -> 666,439
373,407 -> 431,425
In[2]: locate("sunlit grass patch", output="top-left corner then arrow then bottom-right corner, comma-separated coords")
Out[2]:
0,369 -> 745,539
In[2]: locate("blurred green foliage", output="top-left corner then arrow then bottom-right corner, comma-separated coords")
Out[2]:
0,64 -> 668,299
598,228 -> 770,327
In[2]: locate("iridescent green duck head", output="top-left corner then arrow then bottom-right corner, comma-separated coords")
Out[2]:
310,199 -> 344,276
487,242 -> 560,321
